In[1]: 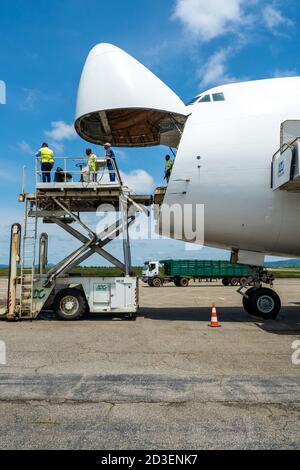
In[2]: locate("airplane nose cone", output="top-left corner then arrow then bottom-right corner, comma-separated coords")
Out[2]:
75,43 -> 187,147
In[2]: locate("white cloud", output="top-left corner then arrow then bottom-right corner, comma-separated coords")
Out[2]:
120,169 -> 154,193
262,5 -> 293,30
20,88 -> 41,111
17,140 -> 35,156
198,48 -> 237,87
45,121 -> 76,141
173,0 -> 245,41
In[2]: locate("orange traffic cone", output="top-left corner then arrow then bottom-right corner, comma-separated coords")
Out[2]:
210,304 -> 221,328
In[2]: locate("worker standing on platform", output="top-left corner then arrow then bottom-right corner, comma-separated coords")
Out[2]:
104,143 -> 118,183
164,154 -> 173,183
36,143 -> 55,183
86,148 -> 98,182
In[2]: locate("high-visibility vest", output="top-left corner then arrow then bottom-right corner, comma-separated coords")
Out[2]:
40,147 -> 54,164
89,154 -> 97,171
165,160 -> 173,172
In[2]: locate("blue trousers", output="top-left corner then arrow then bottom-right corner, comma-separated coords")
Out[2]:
107,159 -> 116,182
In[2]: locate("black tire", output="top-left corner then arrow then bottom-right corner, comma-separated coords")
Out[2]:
179,278 -> 189,287
124,312 -> 137,321
54,288 -> 88,321
174,279 -> 180,287
242,287 -> 255,314
248,288 -> 281,320
231,277 -> 239,286
152,277 -> 162,288
148,280 -> 153,287
222,278 -> 230,286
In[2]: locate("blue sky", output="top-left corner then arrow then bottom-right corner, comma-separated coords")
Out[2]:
0,0 -> 299,265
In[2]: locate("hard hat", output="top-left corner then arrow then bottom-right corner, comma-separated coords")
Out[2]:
104,142 -> 111,147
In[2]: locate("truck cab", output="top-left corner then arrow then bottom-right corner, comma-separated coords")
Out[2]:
142,261 -> 160,283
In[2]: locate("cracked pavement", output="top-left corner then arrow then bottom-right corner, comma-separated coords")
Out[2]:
0,279 -> 299,449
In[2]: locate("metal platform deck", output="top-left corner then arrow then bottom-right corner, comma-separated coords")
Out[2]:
24,187 -> 153,217
36,181 -> 121,191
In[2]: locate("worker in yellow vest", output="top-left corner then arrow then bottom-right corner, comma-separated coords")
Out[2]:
86,148 -> 98,182
36,143 -> 55,183
164,154 -> 173,183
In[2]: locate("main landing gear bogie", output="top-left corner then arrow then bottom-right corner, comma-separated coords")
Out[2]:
242,287 -> 281,320
238,268 -> 281,320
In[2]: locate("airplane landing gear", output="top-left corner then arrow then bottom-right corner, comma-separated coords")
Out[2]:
243,287 -> 281,320
238,268 -> 281,320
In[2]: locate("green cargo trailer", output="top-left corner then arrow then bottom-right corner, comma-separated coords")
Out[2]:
142,260 -> 254,287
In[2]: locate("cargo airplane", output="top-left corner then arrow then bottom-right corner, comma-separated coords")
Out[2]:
74,43 -> 300,320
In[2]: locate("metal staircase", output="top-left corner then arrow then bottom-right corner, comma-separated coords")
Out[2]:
19,195 -> 38,318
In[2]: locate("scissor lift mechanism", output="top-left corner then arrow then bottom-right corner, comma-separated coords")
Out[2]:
6,182 -> 152,320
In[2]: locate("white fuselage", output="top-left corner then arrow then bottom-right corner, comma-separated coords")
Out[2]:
162,77 -> 300,258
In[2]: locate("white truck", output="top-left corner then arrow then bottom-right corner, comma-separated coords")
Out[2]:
142,260 -> 190,287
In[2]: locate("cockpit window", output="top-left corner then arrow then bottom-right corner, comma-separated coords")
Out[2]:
186,95 -> 200,105
212,92 -> 225,101
199,95 -> 211,103
187,93 -> 223,105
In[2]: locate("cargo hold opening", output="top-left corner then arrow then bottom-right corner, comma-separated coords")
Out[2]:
75,108 -> 187,148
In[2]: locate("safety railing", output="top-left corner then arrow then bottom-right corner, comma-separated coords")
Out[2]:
272,136 -> 300,165
271,136 -> 300,190
35,156 -> 122,187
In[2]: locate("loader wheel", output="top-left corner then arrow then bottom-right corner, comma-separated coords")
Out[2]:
248,288 -> 281,320
54,288 -> 88,321
152,277 -> 162,288
179,278 -> 189,287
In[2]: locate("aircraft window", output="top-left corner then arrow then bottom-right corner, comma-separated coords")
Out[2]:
186,96 -> 200,105
212,93 -> 225,102
199,95 -> 211,103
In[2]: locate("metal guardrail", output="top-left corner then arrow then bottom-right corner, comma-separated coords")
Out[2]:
35,156 -> 122,186
271,136 -> 300,189
272,137 -> 300,164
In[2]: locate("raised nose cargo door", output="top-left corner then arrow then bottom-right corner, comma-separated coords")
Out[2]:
75,43 -> 188,148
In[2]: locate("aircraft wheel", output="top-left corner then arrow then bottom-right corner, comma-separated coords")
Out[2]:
248,288 -> 281,320
54,288 -> 88,321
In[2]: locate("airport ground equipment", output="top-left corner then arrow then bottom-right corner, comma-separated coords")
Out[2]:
142,260 -> 257,287
5,157 -> 152,321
